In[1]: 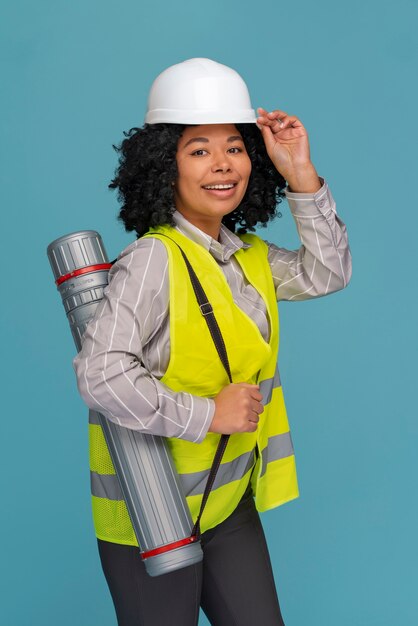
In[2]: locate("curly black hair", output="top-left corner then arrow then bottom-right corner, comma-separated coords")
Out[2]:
109,123 -> 286,237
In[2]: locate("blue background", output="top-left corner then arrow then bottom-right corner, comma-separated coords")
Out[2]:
1,0 -> 417,624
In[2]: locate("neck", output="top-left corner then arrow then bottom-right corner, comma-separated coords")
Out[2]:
177,212 -> 221,241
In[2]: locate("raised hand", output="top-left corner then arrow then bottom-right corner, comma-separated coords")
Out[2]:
256,107 -> 321,192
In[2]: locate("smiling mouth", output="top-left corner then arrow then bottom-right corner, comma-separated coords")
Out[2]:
202,183 -> 237,190
200,183 -> 239,200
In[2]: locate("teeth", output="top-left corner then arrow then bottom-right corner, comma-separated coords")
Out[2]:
203,184 -> 235,190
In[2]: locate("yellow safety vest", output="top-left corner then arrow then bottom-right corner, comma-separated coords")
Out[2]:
89,225 -> 299,546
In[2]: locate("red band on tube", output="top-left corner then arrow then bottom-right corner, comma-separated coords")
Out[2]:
141,535 -> 198,560
55,263 -> 112,286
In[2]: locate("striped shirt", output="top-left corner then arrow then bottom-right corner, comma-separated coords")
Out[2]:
73,176 -> 352,443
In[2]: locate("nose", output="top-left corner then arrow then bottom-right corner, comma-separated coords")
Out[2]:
211,150 -> 232,173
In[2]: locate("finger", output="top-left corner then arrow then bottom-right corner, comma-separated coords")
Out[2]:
259,109 -> 304,132
256,113 -> 277,128
271,113 -> 304,131
240,386 -> 262,401
256,107 -> 279,128
267,109 -> 288,118
267,110 -> 289,124
270,116 -> 301,132
250,400 -> 263,416
257,114 -> 287,133
257,107 -> 288,124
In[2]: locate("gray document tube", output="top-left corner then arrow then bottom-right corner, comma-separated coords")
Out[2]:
47,230 -> 203,576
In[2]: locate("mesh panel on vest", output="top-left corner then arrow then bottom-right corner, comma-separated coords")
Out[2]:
89,424 -> 116,475
92,496 -> 138,546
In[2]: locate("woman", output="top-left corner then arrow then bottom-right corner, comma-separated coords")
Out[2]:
74,58 -> 352,625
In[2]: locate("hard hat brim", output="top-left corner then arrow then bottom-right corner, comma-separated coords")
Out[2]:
145,108 -> 257,125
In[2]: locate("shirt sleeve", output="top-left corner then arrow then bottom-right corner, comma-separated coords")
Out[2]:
267,176 -> 352,301
72,236 -> 215,443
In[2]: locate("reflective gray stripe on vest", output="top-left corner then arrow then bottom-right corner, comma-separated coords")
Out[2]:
179,449 -> 256,497
90,451 -> 256,501
259,369 -> 281,405
259,432 -> 294,478
91,471 -> 124,500
90,434 -> 292,500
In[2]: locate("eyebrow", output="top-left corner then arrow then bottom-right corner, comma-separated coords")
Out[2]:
182,135 -> 244,148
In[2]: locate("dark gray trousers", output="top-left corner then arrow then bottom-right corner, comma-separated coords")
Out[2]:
97,485 -> 286,626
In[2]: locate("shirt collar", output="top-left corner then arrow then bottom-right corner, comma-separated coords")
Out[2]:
172,210 -> 251,263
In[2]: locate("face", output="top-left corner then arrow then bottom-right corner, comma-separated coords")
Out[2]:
173,124 -> 252,238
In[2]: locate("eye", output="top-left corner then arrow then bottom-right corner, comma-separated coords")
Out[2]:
191,149 -> 208,156
228,147 -> 243,154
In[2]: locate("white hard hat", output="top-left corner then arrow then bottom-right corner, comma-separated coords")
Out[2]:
145,58 -> 257,125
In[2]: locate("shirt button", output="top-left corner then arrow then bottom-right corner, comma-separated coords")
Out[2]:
317,199 -> 325,208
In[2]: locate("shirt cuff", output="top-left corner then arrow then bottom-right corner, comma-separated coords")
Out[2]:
284,177 -> 335,219
185,395 -> 216,444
